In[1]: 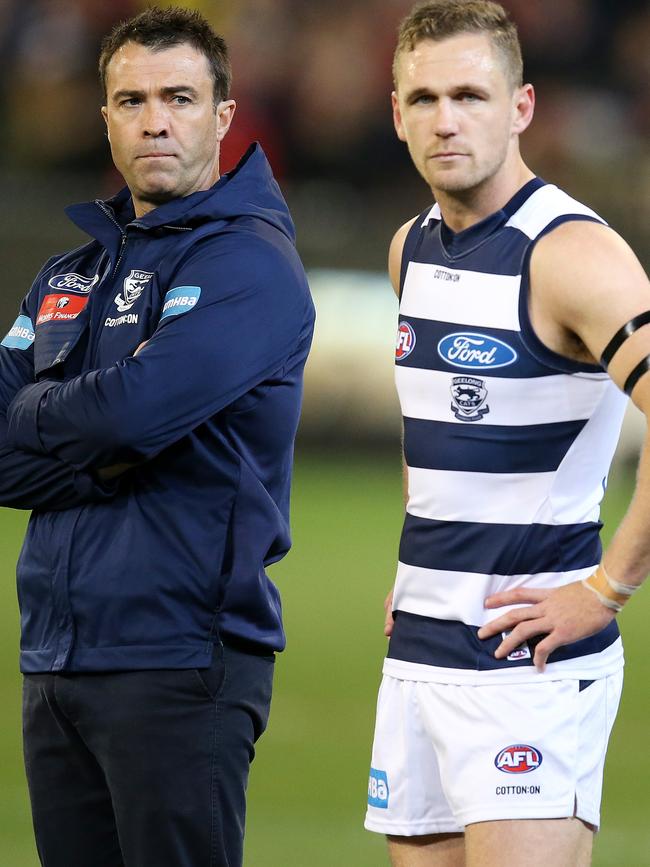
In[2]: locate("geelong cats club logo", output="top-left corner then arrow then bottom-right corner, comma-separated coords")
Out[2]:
115,270 -> 153,312
450,376 -> 489,422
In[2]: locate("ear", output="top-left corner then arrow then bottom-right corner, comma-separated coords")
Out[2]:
392,91 -> 407,142
215,99 -> 236,142
101,105 -> 109,140
512,83 -> 535,136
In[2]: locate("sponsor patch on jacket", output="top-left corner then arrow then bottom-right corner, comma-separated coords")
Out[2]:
495,745 -> 542,774
438,332 -> 517,370
395,320 -> 416,360
160,286 -> 201,321
48,272 -> 99,293
115,270 -> 154,312
367,768 -> 390,808
1,314 -> 35,350
36,294 -> 88,325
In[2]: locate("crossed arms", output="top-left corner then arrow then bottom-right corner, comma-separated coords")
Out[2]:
0,235 -> 309,511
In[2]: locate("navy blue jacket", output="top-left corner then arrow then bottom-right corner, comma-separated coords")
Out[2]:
0,144 -> 314,672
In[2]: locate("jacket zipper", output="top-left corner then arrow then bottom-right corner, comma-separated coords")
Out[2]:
95,200 -> 128,277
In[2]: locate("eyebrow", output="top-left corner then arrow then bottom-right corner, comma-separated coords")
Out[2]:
404,83 -> 491,103
111,85 -> 200,101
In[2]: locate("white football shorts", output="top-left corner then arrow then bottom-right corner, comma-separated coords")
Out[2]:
365,670 -> 623,835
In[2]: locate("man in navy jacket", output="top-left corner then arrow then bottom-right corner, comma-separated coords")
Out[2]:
0,7 -> 314,866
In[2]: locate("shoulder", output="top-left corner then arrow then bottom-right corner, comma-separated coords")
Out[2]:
388,216 -> 420,297
530,218 -> 649,363
531,219 -> 646,305
172,223 -> 309,302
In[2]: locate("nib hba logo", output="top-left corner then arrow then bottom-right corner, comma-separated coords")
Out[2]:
495,744 -> 542,774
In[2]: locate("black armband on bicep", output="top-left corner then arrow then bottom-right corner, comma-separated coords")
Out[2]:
600,311 -> 650,367
623,357 -> 650,396
600,311 -> 650,395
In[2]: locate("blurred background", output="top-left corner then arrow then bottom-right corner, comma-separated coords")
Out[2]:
0,0 -> 648,865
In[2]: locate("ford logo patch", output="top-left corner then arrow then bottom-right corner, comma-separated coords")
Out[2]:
48,272 -> 99,293
438,332 -> 517,369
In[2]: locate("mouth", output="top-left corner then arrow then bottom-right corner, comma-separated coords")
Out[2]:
137,153 -> 176,160
431,152 -> 466,160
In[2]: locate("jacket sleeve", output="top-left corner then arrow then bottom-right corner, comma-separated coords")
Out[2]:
6,232 -> 311,470
0,291 -> 117,510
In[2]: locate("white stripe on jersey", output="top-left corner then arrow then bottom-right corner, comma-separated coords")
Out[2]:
393,562 -> 597,626
504,185 -> 605,239
396,367 -> 611,426
406,466 -> 601,525
400,262 -> 521,330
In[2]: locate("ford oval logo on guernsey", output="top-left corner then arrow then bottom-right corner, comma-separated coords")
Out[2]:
495,744 -> 543,774
438,332 -> 517,370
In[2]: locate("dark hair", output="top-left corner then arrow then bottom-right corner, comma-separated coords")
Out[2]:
394,0 -> 523,90
99,6 -> 231,104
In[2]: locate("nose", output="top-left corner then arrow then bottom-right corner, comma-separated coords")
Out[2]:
141,101 -> 169,138
433,98 -> 459,138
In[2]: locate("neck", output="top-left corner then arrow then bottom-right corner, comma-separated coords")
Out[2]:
433,159 -> 535,233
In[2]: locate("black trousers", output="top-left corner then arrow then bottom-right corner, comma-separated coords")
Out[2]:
22,643 -> 274,867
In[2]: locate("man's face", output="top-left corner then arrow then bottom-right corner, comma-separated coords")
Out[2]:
102,42 -> 235,216
392,33 -> 530,196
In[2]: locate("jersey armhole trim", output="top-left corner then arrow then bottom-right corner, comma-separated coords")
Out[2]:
518,214 -> 608,375
399,209 -> 431,302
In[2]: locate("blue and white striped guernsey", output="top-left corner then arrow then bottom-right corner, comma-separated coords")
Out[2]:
386,178 -> 627,684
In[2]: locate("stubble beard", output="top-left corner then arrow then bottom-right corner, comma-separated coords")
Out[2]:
424,148 -> 508,199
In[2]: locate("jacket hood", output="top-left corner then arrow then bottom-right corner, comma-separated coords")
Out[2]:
67,143 -> 296,244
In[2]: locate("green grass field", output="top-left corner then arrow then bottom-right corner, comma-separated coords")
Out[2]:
0,453 -> 648,866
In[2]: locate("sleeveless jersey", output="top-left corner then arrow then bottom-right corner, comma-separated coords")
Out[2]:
385,178 -> 627,685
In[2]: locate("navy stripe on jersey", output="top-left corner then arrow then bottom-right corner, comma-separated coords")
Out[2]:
411,224 -> 531,276
399,514 -> 602,576
395,317 -> 557,378
403,417 -> 588,474
387,610 -> 620,671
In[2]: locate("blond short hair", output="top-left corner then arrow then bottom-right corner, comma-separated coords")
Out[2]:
393,0 -> 523,90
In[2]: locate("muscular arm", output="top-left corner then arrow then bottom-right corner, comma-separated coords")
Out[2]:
478,220 -> 650,669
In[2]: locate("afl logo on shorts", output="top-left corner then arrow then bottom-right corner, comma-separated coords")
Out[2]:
495,745 -> 543,774
395,321 -> 416,360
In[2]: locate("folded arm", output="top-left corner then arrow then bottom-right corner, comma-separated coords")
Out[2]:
0,300 -> 115,510
7,234 -> 309,471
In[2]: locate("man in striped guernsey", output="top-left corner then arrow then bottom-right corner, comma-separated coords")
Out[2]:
364,2 -> 650,866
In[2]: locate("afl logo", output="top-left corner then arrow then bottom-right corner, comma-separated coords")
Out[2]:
438,332 -> 517,370
495,745 -> 543,774
396,321 -> 416,360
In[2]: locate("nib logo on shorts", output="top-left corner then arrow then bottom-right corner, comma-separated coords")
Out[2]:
367,768 -> 390,808
495,744 -> 542,774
